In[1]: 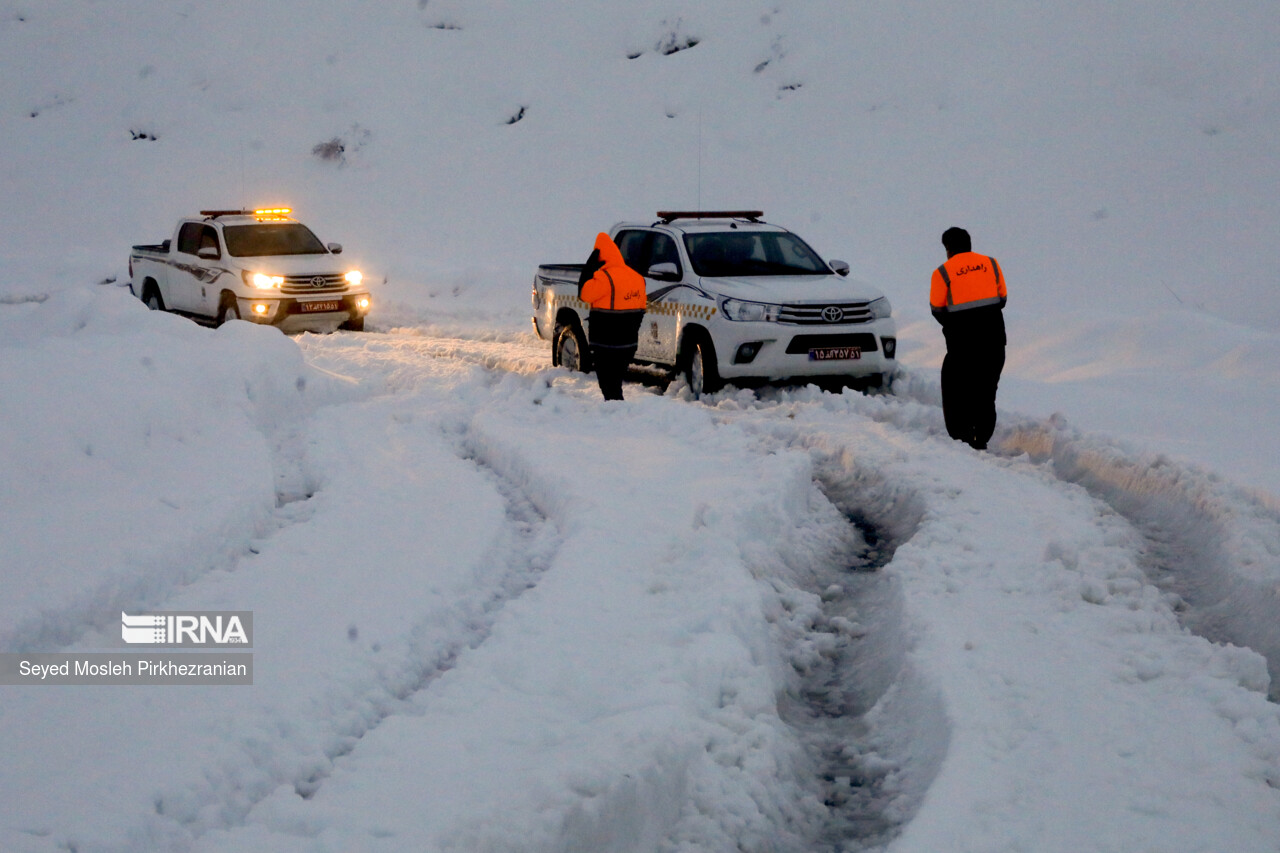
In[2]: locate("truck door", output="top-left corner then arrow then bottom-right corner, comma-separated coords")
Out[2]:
163,222 -> 201,312
617,229 -> 682,365
171,222 -> 226,315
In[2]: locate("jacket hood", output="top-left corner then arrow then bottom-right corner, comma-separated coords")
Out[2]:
594,232 -> 626,269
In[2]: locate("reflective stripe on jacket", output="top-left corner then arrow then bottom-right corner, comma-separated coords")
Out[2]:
930,252 -> 1006,318
580,233 -> 647,313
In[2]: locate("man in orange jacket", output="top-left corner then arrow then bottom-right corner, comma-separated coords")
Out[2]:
577,233 -> 647,401
929,227 -> 1007,450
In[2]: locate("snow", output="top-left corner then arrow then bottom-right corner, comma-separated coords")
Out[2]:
2,2 -> 1279,851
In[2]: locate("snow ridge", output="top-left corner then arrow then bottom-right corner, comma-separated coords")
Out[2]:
1002,416 -> 1280,702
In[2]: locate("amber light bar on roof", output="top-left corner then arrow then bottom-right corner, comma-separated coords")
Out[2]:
198,208 -> 293,220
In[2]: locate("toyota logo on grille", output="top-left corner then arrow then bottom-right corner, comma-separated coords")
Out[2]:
310,276 -> 326,288
821,306 -> 844,323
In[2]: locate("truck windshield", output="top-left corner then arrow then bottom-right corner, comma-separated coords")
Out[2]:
222,224 -> 327,257
683,231 -> 830,277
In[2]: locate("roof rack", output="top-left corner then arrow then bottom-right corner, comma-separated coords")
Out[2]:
200,209 -> 253,218
655,210 -> 764,224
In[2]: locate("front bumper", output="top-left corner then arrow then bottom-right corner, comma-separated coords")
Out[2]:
237,292 -> 370,333
710,318 -> 898,380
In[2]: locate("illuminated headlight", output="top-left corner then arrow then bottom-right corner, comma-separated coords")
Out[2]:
868,297 -> 892,320
721,297 -> 781,322
345,270 -> 363,286
252,303 -> 270,316
242,271 -> 283,290
354,295 -> 370,312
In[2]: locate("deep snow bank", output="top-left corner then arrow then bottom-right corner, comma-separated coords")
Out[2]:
0,287 -> 341,652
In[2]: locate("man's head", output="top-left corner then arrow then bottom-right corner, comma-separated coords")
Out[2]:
941,227 -> 971,258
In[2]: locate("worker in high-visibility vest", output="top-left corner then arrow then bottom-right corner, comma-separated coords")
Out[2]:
929,227 -> 1008,450
577,233 -> 647,401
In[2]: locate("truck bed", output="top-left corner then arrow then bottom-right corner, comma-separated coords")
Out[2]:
132,241 -> 170,255
536,263 -> 584,283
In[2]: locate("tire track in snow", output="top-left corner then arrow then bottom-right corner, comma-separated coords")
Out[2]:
287,429 -> 560,803
746,441 -> 941,852
776,483 -> 906,851
723,371 -> 1280,703
706,383 -> 1279,848
800,458 -> 941,853
136,399 -> 562,845
1,420 -> 325,656
999,418 -> 1280,701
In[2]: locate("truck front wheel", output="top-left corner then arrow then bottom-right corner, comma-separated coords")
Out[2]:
554,323 -> 590,373
143,282 -> 164,311
217,295 -> 241,326
683,333 -> 722,400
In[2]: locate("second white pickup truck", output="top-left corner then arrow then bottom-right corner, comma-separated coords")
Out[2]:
532,211 -> 897,397
129,208 -> 370,333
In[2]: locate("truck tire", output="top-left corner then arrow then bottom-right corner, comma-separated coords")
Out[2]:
339,317 -> 365,332
143,282 -> 164,311
217,295 -> 241,326
683,332 -> 722,400
554,322 -> 591,373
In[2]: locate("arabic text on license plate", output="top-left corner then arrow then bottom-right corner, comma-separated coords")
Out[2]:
301,300 -> 341,313
808,346 -> 861,361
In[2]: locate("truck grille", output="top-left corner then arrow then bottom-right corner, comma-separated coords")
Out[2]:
778,302 -> 873,325
280,274 -> 346,294
784,333 -> 879,354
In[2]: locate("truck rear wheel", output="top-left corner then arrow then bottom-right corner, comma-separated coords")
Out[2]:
554,323 -> 590,373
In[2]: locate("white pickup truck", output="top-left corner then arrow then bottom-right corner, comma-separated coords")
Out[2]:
532,211 -> 897,397
129,208 -> 371,333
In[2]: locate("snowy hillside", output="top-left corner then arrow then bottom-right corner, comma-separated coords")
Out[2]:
2,2 -> 1279,852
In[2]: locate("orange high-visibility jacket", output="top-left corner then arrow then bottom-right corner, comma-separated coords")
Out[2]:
930,252 -> 1006,319
580,233 -> 647,312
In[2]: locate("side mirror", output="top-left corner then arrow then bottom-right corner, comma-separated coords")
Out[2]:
647,261 -> 679,280
328,242 -> 343,255
197,246 -> 220,260
829,259 -> 850,277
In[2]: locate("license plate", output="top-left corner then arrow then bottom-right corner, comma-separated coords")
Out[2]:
809,346 -> 862,361
300,300 -> 341,313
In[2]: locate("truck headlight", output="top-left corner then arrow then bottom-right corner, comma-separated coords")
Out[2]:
354,295 -> 370,312
721,298 -> 780,322
243,271 -> 283,290
345,270 -> 363,286
868,297 -> 892,320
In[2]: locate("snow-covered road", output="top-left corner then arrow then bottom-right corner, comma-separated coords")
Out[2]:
3,295 -> 1279,852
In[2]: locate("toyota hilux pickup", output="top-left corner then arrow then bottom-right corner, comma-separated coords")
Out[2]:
129,208 -> 370,333
532,211 -> 897,398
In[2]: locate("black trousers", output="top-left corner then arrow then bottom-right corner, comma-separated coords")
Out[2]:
586,309 -> 644,401
590,344 -> 637,401
941,345 -> 1005,449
